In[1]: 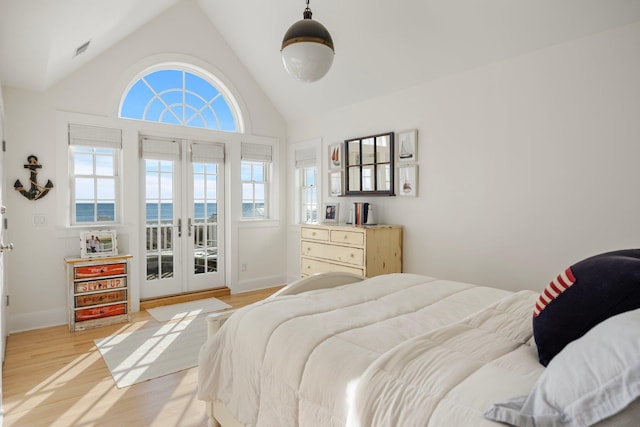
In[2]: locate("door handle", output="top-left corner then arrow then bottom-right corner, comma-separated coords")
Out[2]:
0,242 -> 14,252
188,218 -> 193,237
177,218 -> 182,237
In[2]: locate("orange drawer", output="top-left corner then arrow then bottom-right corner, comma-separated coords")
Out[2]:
75,303 -> 127,321
75,290 -> 127,308
75,277 -> 126,293
74,263 -> 126,279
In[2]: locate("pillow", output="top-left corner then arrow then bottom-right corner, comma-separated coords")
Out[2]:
485,308 -> 640,427
533,249 -> 640,366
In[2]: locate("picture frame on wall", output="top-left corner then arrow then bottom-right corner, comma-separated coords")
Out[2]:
398,164 -> 418,197
80,230 -> 118,258
329,171 -> 343,196
397,129 -> 418,163
328,143 -> 343,170
323,203 -> 339,223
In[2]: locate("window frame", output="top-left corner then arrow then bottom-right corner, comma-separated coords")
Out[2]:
241,160 -> 269,219
299,165 -> 318,224
69,145 -> 121,226
119,65 -> 242,133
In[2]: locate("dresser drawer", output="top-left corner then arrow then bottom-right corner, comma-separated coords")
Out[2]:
74,263 -> 126,279
75,277 -> 126,293
301,257 -> 364,277
75,303 -> 127,322
75,290 -> 127,308
330,229 -> 364,246
301,241 -> 364,266
301,227 -> 330,241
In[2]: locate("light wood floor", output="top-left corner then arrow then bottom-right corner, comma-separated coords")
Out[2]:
2,286 -> 281,427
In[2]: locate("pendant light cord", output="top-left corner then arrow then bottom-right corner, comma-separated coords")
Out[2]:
304,0 -> 312,19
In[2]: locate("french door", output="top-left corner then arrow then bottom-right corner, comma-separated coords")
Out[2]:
141,136 -> 225,299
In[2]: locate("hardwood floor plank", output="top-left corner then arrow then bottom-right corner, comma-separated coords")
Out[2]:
2,286 -> 282,426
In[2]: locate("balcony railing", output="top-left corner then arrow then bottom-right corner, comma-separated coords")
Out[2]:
145,222 -> 218,279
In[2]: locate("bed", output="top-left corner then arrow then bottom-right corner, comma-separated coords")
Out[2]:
197,271 -> 640,427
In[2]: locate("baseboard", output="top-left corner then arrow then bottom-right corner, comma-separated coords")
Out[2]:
9,307 -> 67,333
233,274 -> 288,294
140,287 -> 231,310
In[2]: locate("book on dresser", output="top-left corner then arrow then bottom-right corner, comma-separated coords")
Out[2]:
65,254 -> 132,331
300,224 -> 402,278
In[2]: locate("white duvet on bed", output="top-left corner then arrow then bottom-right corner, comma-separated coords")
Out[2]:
348,289 -> 542,426
197,273 -> 540,427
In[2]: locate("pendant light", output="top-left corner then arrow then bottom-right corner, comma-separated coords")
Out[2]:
281,0 -> 335,83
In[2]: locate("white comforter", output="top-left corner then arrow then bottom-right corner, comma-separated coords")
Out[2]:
198,273 -> 542,427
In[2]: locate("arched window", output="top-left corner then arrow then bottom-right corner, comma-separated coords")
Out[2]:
120,66 -> 240,132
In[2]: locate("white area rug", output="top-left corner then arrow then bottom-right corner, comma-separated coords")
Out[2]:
95,317 -> 206,388
146,297 -> 231,322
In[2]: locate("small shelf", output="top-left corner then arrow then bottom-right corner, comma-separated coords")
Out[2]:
65,254 -> 132,332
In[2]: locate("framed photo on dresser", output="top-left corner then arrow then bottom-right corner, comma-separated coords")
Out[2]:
80,230 -> 118,258
323,203 -> 339,223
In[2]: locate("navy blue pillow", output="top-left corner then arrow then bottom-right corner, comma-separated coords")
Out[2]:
533,249 -> 640,366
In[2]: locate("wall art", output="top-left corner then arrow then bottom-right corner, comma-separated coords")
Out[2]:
328,143 -> 343,170
398,164 -> 418,197
397,129 -> 418,163
329,171 -> 343,197
14,155 -> 54,200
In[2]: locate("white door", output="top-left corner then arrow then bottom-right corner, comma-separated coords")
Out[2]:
0,117 -> 9,364
0,94 -> 5,427
141,137 -> 225,299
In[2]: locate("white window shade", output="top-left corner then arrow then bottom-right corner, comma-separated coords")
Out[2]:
241,142 -> 272,162
295,147 -> 316,168
191,142 -> 225,163
141,137 -> 180,161
69,124 -> 122,149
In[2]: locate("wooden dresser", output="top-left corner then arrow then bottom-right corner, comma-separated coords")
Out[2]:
300,224 -> 402,278
65,254 -> 132,331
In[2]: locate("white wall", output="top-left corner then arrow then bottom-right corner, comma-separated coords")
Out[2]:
287,21 -> 640,292
3,0 -> 287,332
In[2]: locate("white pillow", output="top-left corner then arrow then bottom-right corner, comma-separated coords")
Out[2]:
484,308 -> 640,427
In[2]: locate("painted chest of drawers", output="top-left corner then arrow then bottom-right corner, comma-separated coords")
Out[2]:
300,224 -> 402,278
65,254 -> 132,331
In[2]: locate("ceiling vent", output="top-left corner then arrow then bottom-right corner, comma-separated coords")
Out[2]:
73,40 -> 91,58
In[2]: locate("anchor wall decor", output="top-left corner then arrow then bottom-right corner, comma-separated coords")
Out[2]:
14,155 -> 54,201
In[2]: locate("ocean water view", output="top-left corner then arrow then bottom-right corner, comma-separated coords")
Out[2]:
75,203 -> 218,222
75,202 -> 262,222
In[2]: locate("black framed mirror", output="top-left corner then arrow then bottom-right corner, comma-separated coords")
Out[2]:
344,131 -> 395,196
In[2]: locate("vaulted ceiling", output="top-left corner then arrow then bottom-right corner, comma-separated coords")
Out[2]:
1,0 -> 640,122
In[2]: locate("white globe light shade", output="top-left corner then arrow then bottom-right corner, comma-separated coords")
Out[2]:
281,4 -> 335,83
281,41 -> 334,83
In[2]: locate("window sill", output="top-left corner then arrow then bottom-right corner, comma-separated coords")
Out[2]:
236,218 -> 280,228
